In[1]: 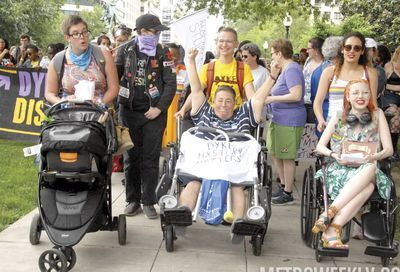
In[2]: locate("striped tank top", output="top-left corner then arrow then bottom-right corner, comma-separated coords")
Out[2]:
327,70 -> 367,119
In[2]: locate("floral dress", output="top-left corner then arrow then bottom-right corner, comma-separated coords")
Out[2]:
315,115 -> 392,200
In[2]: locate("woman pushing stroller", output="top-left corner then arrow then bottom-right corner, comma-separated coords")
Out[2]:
177,47 -> 279,239
313,79 -> 393,249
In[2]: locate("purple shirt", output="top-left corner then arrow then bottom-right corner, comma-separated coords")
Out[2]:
271,62 -> 306,126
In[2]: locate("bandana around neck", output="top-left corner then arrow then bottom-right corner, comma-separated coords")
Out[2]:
69,44 -> 92,71
135,34 -> 160,56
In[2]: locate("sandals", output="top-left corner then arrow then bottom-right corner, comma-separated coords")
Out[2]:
312,205 -> 339,234
321,223 -> 349,249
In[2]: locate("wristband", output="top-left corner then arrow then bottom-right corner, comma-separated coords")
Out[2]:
270,74 -> 277,81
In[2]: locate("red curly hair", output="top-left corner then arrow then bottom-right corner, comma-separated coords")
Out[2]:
342,79 -> 376,122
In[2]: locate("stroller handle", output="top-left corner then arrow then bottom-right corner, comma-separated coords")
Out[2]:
46,99 -> 105,116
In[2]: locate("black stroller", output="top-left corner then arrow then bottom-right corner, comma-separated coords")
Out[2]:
29,100 -> 126,272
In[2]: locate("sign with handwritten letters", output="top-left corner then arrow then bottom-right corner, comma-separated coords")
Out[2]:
0,66 -> 46,142
176,132 -> 261,183
170,9 -> 209,72
297,123 -> 318,159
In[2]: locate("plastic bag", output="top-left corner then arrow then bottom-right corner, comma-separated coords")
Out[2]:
199,179 -> 229,225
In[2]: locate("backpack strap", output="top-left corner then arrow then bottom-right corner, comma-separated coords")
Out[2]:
236,60 -> 245,99
206,61 -> 215,98
52,50 -> 67,90
92,44 -> 106,76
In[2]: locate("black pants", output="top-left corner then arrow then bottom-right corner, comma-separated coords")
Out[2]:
121,107 -> 167,205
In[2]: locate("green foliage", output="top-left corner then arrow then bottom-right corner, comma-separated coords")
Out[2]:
0,0 -> 64,48
0,140 -> 37,231
0,1 -> 108,50
80,5 -> 108,38
339,0 -> 400,51
185,0 -> 311,23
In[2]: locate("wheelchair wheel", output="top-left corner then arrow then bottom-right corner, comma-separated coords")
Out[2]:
251,235 -> 263,256
300,166 -> 316,247
380,185 -> 397,267
314,233 -> 322,262
165,225 -> 174,252
118,214 -> 127,245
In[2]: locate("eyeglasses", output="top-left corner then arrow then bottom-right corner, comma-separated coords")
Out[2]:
344,44 -> 363,52
241,55 -> 249,59
69,30 -> 90,39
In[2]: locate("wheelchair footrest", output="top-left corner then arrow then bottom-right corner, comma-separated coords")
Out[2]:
163,207 -> 192,226
364,245 -> 399,258
362,211 -> 386,242
317,243 -> 349,257
231,219 -> 265,236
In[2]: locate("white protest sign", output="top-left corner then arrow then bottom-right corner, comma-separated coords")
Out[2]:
297,123 -> 318,159
176,132 -> 260,183
170,9 -> 209,72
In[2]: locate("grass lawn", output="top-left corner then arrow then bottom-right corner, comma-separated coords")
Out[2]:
0,139 -> 37,231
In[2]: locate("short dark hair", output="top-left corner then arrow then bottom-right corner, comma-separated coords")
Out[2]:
309,37 -> 324,55
97,34 -> 111,46
61,15 -> 88,35
214,85 -> 236,100
26,44 -> 39,52
19,34 -> 30,41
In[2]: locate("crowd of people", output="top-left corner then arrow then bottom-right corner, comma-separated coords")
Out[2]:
2,13 -> 399,249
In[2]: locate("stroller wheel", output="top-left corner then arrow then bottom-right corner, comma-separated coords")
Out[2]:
165,225 -> 174,252
251,235 -> 263,256
29,213 -> 42,245
118,214 -> 127,245
60,247 -> 77,271
38,249 -> 68,272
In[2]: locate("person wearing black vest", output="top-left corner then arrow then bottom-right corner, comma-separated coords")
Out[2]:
115,14 -> 176,219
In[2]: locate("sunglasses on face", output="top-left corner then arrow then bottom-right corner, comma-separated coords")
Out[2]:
344,44 -> 363,52
241,55 -> 249,59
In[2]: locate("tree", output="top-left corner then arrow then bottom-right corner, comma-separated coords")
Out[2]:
339,0 -> 400,51
80,5 -> 108,39
0,0 -> 64,48
184,0 -> 312,24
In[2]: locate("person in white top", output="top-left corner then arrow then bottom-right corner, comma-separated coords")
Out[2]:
240,43 -> 269,90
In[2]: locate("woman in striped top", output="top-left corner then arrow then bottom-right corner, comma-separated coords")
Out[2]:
314,32 -> 378,133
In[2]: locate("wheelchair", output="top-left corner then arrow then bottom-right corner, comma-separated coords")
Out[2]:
156,123 -> 272,255
300,155 -> 399,266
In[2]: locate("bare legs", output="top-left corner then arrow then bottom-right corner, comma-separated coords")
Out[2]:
231,186 -> 245,219
179,181 -> 201,210
272,156 -> 296,192
178,181 -> 245,219
321,164 -> 376,247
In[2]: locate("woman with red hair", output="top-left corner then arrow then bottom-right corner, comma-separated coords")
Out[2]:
312,79 -> 393,249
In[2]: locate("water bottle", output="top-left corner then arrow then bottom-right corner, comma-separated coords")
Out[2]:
97,93 -> 106,110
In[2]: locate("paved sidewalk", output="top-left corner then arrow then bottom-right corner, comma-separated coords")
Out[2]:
0,162 -> 398,271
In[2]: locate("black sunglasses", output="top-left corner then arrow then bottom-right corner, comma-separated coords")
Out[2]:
241,55 -> 249,59
344,44 -> 363,52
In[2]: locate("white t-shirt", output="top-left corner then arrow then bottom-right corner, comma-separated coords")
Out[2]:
251,65 -> 269,90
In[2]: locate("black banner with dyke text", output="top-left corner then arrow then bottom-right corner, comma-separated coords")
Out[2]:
0,66 -> 47,142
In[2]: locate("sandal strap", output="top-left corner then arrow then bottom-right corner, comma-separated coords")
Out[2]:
330,223 -> 343,237
328,205 -> 339,217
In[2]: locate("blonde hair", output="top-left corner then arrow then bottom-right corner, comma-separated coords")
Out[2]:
392,46 -> 400,63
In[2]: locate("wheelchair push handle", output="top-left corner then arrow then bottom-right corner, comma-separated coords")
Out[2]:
190,126 -> 230,141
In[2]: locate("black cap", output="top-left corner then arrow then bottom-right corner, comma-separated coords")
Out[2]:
135,14 -> 169,31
